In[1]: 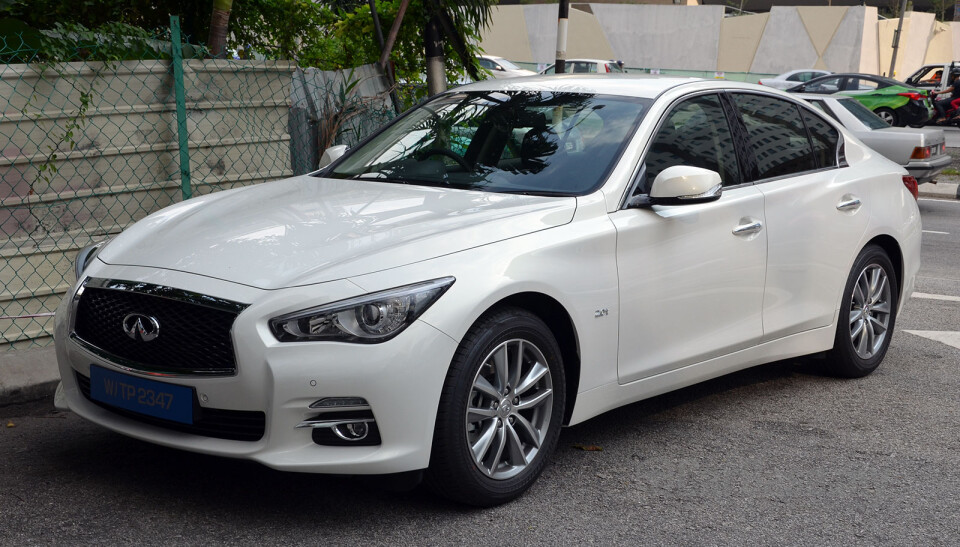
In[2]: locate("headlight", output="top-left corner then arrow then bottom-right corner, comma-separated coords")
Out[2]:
269,277 -> 455,343
74,240 -> 109,281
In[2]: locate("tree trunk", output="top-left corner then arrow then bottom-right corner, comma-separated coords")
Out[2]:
208,0 -> 233,59
425,14 -> 446,96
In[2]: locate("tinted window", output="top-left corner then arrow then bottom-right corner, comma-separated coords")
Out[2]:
801,108 -> 840,168
733,94 -> 818,179
330,91 -> 651,196
804,77 -> 842,93
849,78 -> 880,91
642,94 -> 741,192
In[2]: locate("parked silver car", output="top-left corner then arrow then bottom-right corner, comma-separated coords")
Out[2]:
802,94 -> 950,183
758,69 -> 832,90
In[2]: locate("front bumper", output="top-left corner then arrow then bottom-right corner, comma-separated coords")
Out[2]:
905,153 -> 952,183
54,268 -> 459,475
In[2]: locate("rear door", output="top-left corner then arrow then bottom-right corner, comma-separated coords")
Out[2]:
728,92 -> 870,341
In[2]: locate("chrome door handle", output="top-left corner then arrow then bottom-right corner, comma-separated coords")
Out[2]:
837,197 -> 862,212
732,220 -> 763,236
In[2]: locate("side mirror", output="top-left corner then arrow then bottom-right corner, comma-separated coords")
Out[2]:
648,165 -> 722,206
319,145 -> 348,168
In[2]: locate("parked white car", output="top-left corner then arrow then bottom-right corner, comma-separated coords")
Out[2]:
759,69 -> 832,90
476,55 -> 536,79
55,76 -> 921,507
802,94 -> 950,183
539,58 -> 625,74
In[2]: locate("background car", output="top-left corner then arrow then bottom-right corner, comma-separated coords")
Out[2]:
788,73 -> 932,126
758,69 -> 832,90
538,58 -> 626,74
801,94 -> 950,183
476,55 -> 536,79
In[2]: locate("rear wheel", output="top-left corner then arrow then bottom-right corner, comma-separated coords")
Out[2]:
875,107 -> 899,126
826,245 -> 899,377
427,307 -> 565,506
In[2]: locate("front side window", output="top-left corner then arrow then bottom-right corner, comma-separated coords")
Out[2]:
732,93 -> 818,180
328,91 -> 651,196
640,93 -> 741,193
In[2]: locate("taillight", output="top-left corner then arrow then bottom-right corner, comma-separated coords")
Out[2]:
910,145 -> 933,159
605,64 -> 611,73
897,92 -> 924,101
902,175 -> 919,200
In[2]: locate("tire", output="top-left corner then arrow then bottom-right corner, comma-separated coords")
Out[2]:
826,245 -> 899,378
426,307 -> 565,506
874,107 -> 899,126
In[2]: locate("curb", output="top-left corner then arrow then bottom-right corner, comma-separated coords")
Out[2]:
0,346 -> 60,407
918,180 -> 960,200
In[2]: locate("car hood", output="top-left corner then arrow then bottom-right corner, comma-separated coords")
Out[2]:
98,175 -> 576,289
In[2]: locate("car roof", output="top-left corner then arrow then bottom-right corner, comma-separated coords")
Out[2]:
453,74 -> 775,99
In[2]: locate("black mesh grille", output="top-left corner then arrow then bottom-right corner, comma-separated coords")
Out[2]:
76,372 -> 265,442
74,287 -> 240,375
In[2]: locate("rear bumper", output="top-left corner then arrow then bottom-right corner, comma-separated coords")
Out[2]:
905,153 -> 952,183
897,100 -> 932,126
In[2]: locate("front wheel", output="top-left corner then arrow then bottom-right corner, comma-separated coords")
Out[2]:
426,308 -> 565,506
826,245 -> 899,378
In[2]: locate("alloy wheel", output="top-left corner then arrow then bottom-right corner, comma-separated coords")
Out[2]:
849,263 -> 892,359
465,338 -> 554,480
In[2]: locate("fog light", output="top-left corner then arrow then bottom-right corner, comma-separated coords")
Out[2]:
334,421 -> 369,441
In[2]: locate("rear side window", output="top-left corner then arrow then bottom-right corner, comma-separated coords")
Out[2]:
732,94 -> 818,179
801,108 -> 840,168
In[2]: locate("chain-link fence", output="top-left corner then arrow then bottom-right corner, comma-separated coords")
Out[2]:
1,18 -> 395,350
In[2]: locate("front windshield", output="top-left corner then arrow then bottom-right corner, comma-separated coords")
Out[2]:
327,90 -> 651,196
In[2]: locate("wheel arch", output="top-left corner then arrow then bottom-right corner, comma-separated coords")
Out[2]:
485,292 -> 581,426
865,234 -> 904,297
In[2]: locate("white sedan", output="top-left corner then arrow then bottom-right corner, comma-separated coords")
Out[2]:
54,75 -> 921,507
759,69 -> 832,90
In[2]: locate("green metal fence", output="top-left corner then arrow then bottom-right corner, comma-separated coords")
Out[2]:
0,18 -> 394,350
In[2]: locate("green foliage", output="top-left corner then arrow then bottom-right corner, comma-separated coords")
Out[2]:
229,0 -> 341,62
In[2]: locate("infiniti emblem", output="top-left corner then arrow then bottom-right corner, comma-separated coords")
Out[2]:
122,313 -> 160,342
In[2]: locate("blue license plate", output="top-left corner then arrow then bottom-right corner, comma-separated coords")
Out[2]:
90,366 -> 194,424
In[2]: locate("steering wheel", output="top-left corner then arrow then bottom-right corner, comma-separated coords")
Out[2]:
415,148 -> 471,170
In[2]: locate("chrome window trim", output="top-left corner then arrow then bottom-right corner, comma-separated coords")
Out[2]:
69,277 -> 248,378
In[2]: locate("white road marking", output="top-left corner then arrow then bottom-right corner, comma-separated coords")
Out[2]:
912,292 -> 960,302
922,230 -> 950,235
904,330 -> 960,351
918,198 -> 960,204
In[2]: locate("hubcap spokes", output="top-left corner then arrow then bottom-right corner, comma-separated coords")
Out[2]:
466,339 -> 553,480
848,264 -> 892,359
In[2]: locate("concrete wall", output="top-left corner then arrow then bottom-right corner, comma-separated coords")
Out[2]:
480,4 -> 960,77
590,5 -> 724,71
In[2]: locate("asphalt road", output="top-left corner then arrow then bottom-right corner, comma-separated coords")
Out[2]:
942,126 -> 960,149
1,200 -> 958,545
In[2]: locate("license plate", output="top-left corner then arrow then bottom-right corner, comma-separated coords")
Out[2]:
90,365 -> 194,424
